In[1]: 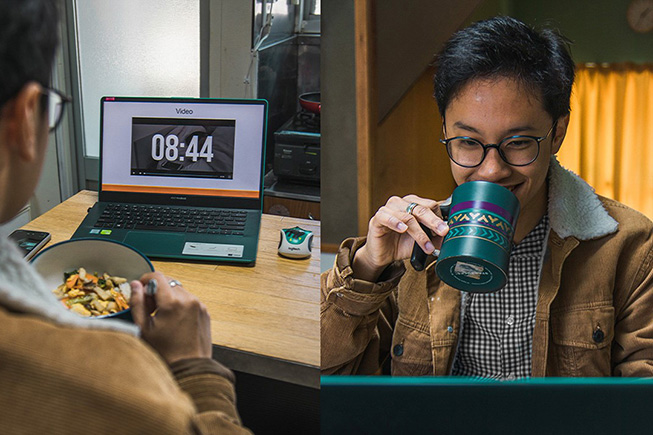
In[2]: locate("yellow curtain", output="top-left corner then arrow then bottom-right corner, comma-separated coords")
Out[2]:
559,63 -> 653,220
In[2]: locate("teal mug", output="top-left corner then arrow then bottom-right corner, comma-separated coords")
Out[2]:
410,181 -> 520,293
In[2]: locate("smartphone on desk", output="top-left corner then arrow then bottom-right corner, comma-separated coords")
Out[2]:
8,230 -> 51,261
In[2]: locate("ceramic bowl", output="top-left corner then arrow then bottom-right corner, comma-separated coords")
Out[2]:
31,238 -> 153,321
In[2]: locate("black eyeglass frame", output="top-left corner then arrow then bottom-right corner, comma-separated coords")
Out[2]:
440,122 -> 558,168
40,87 -> 72,132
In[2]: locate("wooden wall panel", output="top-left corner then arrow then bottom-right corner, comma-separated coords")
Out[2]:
376,0 -> 485,120
355,0 -> 376,235
356,1 -> 481,234
371,69 -> 456,218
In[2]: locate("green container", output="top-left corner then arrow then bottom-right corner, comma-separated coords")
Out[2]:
435,181 -> 520,293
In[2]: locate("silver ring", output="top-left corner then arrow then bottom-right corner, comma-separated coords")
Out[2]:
168,279 -> 183,288
406,202 -> 418,215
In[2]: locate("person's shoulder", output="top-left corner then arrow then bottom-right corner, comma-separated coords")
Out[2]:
599,196 -> 653,232
598,197 -> 653,253
0,307 -> 197,433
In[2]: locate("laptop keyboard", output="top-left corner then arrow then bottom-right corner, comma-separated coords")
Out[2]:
94,203 -> 247,236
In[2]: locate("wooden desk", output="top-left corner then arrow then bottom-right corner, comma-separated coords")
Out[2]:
22,191 -> 320,388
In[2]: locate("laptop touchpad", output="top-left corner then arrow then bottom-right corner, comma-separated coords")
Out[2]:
124,232 -> 185,255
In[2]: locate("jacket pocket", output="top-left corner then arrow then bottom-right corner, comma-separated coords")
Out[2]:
390,316 -> 433,376
550,306 -> 614,376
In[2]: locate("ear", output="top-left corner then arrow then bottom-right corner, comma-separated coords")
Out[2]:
1,82 -> 44,163
551,113 -> 570,155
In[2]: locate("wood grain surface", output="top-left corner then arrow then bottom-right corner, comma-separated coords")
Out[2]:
22,191 -> 320,367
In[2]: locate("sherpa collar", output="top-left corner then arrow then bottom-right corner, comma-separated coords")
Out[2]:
547,155 -> 619,241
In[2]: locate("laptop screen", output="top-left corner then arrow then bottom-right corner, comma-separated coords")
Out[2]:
98,97 -> 267,208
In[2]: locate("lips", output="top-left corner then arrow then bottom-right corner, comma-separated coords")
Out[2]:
499,184 -> 517,192
501,184 -> 519,193
468,180 -> 520,193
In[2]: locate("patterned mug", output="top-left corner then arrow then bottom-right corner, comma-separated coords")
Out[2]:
435,181 -> 520,293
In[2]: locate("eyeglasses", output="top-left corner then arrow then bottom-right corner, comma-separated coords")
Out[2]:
41,87 -> 72,131
440,123 -> 557,168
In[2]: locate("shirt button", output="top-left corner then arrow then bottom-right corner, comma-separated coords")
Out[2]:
393,344 -> 404,357
505,373 -> 516,381
506,315 -> 515,326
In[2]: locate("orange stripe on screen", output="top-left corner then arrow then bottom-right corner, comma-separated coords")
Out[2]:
102,184 -> 259,198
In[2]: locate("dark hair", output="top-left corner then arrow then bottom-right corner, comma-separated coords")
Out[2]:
433,16 -> 575,121
0,0 -> 60,108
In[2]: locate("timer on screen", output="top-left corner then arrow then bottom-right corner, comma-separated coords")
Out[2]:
130,117 -> 235,179
151,133 -> 214,163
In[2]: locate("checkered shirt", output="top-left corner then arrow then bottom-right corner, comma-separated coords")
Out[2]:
451,215 -> 549,380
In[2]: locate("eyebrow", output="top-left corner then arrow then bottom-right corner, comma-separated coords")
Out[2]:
451,121 -> 537,136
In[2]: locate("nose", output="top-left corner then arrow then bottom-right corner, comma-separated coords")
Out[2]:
475,147 -> 511,182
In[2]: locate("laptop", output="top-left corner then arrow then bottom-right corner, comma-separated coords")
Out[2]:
321,376 -> 653,434
72,96 -> 268,265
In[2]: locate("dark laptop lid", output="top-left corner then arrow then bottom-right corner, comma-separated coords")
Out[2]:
98,96 -> 268,210
321,376 -> 653,434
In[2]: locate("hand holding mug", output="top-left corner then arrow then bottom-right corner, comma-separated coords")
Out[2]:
353,195 -> 450,282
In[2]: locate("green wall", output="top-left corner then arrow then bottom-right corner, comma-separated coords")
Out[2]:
471,0 -> 653,63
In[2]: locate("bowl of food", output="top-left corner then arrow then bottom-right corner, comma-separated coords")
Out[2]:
31,238 -> 153,321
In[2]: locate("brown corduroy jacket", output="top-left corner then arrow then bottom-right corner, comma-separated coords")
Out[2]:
0,306 -> 251,434
321,158 -> 653,377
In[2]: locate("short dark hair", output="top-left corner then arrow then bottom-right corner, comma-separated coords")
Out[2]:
0,0 -> 60,108
433,16 -> 575,121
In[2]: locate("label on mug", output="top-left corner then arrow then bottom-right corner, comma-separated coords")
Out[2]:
450,260 -> 494,285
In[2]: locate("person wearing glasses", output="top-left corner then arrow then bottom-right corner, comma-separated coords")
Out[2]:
0,1 -> 250,433
321,16 -> 653,378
